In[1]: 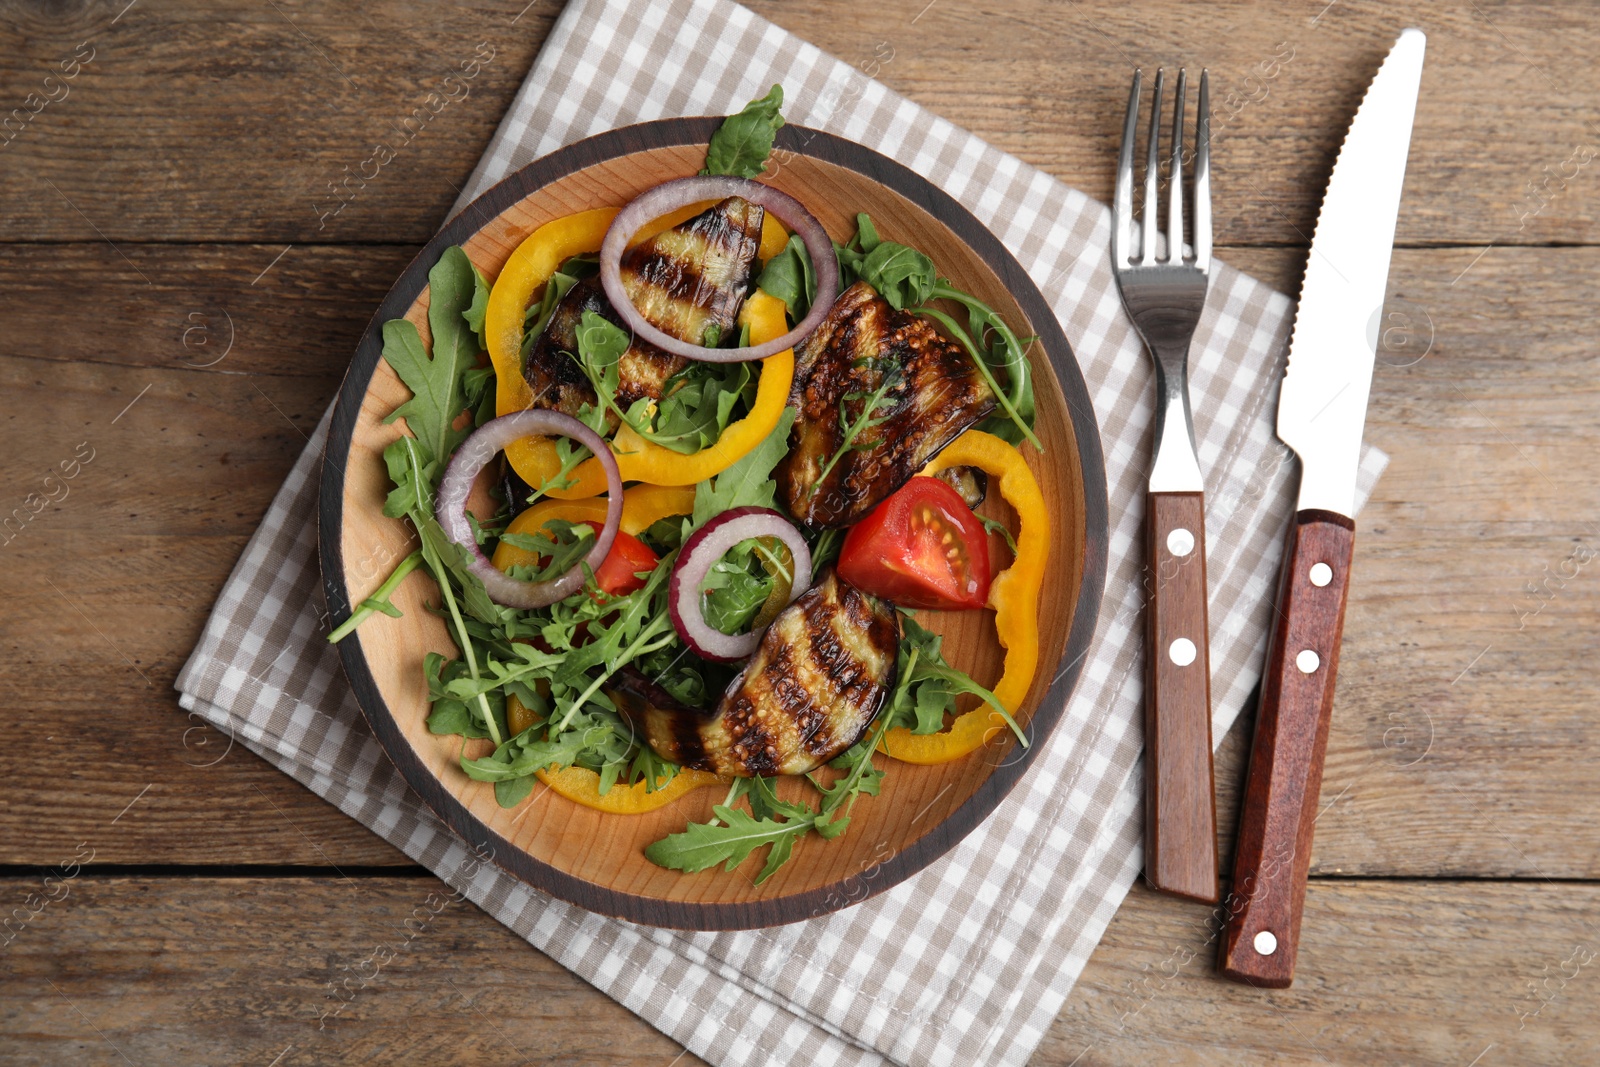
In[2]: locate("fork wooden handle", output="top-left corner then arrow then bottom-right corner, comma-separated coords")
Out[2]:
1219,510 -> 1356,987
1142,490 -> 1218,903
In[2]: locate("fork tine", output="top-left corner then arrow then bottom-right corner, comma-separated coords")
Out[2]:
1113,70 -> 1141,268
1167,69 -> 1187,264
1141,69 -> 1165,264
1194,69 -> 1212,271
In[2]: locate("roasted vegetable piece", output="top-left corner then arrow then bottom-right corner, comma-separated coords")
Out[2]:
619,195 -> 765,347
933,464 -> 988,508
775,281 -> 997,528
522,278 -> 687,424
614,569 -> 900,776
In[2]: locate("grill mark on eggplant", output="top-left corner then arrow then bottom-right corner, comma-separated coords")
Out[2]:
521,278 -> 688,427
620,196 -> 764,346
614,570 -> 899,777
793,701 -> 835,758
804,601 -> 877,715
775,281 -> 998,528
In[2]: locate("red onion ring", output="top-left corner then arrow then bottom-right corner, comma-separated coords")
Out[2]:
435,411 -> 623,609
599,176 -> 840,363
667,507 -> 813,662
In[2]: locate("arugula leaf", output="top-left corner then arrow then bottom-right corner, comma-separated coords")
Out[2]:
746,774 -> 813,822
855,213 -> 881,252
915,300 -> 1042,450
380,321 -> 455,469
833,213 -> 936,308
644,803 -> 811,878
462,260 -> 492,351
463,363 -> 496,427
495,776 -> 536,807
569,314 -> 755,454
520,267 -> 584,362
691,406 -> 796,528
628,745 -> 682,794
500,519 -> 596,584
755,233 -> 816,319
380,435 -> 427,519
808,527 -> 843,571
858,240 -> 937,310
327,549 -> 424,643
702,84 -> 785,179
430,246 -> 481,357
648,359 -> 753,455
461,725 -> 595,786
978,514 -> 1019,557
885,615 -> 1025,743
569,310 -> 628,430
699,538 -> 777,635
381,247 -> 481,468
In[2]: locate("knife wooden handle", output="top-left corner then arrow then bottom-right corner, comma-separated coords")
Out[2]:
1143,491 -> 1219,903
1219,509 -> 1356,987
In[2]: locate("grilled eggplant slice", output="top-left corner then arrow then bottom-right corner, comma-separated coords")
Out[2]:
614,570 -> 899,777
775,281 -> 997,528
522,197 -> 766,421
934,465 -> 989,509
619,196 -> 765,347
521,278 -> 688,424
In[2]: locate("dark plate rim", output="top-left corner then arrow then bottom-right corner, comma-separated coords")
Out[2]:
318,117 -> 1110,930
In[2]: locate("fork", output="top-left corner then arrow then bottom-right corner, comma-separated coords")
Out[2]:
1111,68 -> 1219,904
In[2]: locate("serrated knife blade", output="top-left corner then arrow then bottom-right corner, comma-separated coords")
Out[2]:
1279,27 -> 1427,517
1219,28 -> 1426,989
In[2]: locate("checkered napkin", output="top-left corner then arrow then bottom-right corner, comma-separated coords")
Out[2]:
177,0 -> 1386,1062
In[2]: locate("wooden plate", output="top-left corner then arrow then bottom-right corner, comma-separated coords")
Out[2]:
319,118 -> 1108,929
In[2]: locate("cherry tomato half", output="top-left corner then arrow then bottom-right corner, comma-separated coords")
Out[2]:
581,522 -> 660,597
836,476 -> 991,610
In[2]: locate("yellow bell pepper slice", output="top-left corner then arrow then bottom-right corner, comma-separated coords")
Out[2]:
503,693 -> 726,814
489,483 -> 695,573
879,430 -> 1052,765
535,761 -> 726,815
486,208 -> 793,499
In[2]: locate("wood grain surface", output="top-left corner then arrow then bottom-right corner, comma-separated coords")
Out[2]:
1142,491 -> 1219,904
2,0 -> 1597,1062
1220,510 -> 1356,987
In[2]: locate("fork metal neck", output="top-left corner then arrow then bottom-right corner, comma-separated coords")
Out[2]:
1149,347 -> 1204,493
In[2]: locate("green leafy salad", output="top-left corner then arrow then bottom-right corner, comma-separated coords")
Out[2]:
331,85 -> 1039,885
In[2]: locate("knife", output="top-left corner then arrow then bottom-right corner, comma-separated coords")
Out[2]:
1218,28 -> 1426,988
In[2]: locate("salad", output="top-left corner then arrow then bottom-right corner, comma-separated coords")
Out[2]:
331,86 -> 1052,884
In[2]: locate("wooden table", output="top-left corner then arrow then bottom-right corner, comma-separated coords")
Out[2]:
3,1 -> 1595,1062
